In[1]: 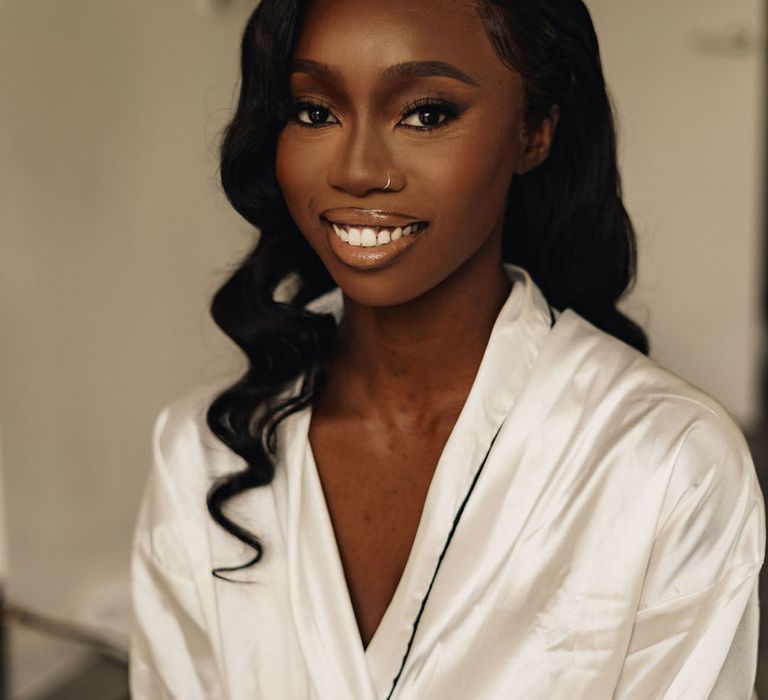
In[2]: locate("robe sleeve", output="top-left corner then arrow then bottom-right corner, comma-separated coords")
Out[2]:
613,412 -> 765,699
129,407 -> 226,700
709,577 -> 760,698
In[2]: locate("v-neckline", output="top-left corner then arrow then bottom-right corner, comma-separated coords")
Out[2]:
281,266 -> 554,699
302,406 -> 433,659
298,391 -> 502,692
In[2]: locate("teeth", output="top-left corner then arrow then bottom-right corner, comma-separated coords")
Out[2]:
332,224 -> 349,243
361,227 -> 377,247
330,221 -> 423,247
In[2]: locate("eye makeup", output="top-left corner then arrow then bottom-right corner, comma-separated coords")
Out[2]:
287,93 -> 465,133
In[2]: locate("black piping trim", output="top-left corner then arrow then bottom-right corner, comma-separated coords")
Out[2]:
384,418 -> 507,699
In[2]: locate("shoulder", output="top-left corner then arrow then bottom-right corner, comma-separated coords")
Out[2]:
543,311 -> 765,593
543,309 -> 757,489
134,380 -> 244,569
150,379 -> 244,492
550,309 -> 742,422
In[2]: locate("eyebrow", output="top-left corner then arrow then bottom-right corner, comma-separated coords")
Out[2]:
291,59 -> 479,86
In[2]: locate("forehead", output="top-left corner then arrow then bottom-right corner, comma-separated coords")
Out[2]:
293,0 -> 516,87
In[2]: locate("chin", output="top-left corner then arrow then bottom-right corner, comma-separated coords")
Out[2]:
326,266 -> 436,309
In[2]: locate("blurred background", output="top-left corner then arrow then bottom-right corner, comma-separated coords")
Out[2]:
0,0 -> 765,697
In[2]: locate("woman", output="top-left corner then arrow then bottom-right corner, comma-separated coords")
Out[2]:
129,0 -> 765,698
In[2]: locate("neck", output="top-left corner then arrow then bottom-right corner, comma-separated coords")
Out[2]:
318,255 -> 512,428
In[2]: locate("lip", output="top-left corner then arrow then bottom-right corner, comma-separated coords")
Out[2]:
322,217 -> 428,271
320,208 -> 425,228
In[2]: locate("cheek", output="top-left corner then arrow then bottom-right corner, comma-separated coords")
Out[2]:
275,135 -> 303,207
412,126 -> 518,236
275,133 -> 336,263
275,132 -> 323,223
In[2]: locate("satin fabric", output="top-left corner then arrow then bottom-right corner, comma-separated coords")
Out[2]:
130,265 -> 765,699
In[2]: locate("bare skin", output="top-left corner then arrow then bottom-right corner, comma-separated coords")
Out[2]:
275,0 -> 556,649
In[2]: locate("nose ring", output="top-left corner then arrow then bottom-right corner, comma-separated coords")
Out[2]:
383,173 -> 391,191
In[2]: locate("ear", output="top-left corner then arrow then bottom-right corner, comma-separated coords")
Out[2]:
516,105 -> 560,175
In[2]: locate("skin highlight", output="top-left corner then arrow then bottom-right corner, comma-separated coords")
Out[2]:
274,0 -> 556,648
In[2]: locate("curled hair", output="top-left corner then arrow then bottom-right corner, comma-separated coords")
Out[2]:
478,1 -> 647,349
206,0 -> 648,576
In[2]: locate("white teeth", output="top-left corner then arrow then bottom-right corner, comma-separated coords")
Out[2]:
347,227 -> 362,246
332,224 -> 348,242
330,221 -> 423,247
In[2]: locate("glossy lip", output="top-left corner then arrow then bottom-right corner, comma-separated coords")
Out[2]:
322,217 -> 428,271
320,207 -> 426,228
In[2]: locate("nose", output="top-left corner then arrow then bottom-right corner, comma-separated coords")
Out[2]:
326,117 -> 394,196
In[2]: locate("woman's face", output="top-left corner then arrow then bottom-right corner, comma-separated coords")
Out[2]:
275,0 -> 553,307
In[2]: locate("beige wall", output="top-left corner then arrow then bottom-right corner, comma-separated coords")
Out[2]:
587,0 -> 765,426
0,0 -> 253,640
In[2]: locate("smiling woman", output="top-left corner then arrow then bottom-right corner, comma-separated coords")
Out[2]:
129,1 -> 765,699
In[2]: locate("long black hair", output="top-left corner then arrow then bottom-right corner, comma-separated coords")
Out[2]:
206,0 -> 648,577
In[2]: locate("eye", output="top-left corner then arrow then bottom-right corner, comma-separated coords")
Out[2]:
287,97 -> 461,131
290,100 -> 338,128
399,98 -> 460,131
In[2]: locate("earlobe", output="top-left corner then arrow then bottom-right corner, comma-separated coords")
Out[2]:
516,105 -> 560,175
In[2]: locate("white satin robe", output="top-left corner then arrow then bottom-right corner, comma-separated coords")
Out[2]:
130,265 -> 765,699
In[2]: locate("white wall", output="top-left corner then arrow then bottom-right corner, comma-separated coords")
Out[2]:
0,0 -> 253,645
587,0 -> 765,426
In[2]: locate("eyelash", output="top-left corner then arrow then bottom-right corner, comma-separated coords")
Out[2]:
288,97 -> 460,132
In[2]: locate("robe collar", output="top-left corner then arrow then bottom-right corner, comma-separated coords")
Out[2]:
302,262 -> 552,423
279,263 -> 554,699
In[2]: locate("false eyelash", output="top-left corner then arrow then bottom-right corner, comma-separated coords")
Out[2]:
287,99 -> 337,128
399,97 -> 461,131
286,96 -> 462,131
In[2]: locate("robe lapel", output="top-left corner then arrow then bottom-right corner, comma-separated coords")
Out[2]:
284,265 -> 553,699
283,406 -> 377,700
367,269 -> 554,697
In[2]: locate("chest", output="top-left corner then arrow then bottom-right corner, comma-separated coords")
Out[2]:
308,416 -> 454,649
